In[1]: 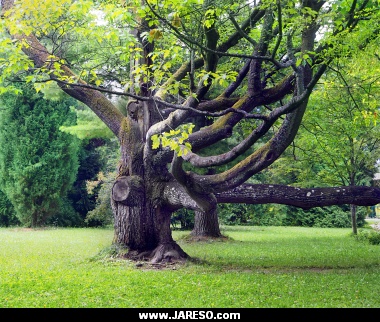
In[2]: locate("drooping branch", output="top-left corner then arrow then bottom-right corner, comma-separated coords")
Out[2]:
33,79 -> 247,119
26,74 -> 283,122
216,184 -> 380,209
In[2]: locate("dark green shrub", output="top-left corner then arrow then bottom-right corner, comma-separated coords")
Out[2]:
67,139 -> 105,220
217,203 -> 285,226
218,203 -> 251,225
217,202 -> 365,229
284,205 -> 366,228
367,231 -> 380,245
46,197 -> 83,227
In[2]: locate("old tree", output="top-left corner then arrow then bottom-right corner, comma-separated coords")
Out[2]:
1,0 -> 380,262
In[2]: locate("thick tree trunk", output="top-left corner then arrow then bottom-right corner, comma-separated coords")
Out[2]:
191,209 -> 222,239
111,175 -> 189,263
150,207 -> 189,263
111,178 -> 155,251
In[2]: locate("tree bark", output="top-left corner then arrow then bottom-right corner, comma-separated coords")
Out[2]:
111,178 -> 189,262
190,209 -> 222,239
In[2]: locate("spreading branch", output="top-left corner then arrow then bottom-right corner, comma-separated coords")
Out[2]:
216,184 -> 380,209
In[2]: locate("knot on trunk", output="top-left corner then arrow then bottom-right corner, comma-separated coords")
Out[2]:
112,175 -> 144,206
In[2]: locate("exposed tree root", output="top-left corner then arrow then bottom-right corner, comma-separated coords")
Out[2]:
150,242 -> 190,263
124,242 -> 189,264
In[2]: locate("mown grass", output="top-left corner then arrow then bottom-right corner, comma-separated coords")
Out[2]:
0,225 -> 380,308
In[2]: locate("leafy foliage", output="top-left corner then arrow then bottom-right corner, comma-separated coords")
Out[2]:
292,66 -> 380,187
151,123 -> 194,156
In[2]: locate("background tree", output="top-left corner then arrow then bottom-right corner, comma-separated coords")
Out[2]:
1,0 -> 380,262
0,82 -> 79,227
268,49 -> 380,233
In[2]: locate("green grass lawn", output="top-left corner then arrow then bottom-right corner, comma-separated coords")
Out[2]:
0,225 -> 380,308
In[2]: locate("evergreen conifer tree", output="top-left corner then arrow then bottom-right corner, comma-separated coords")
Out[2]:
0,83 -> 79,227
